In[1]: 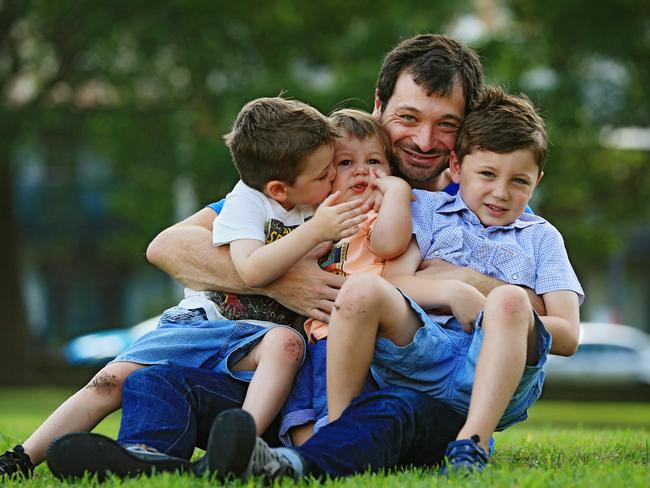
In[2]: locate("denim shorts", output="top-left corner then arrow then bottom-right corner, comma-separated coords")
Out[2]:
371,294 -> 551,431
112,306 -> 305,382
279,339 -> 377,447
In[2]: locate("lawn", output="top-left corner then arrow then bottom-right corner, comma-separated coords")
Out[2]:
1,387 -> 648,487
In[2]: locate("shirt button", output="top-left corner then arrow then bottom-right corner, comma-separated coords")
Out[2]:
434,251 -> 441,256
512,274 -> 519,280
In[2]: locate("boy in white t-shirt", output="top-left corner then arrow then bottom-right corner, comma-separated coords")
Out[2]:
210,97 -> 410,434
0,98 -> 389,475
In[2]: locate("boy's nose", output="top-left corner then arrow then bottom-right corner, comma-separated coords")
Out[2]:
491,182 -> 509,200
354,165 -> 369,176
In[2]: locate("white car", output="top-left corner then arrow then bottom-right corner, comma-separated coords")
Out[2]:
544,322 -> 650,386
63,315 -> 159,365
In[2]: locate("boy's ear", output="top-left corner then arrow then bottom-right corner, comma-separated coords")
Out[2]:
372,89 -> 382,119
265,180 -> 289,202
535,170 -> 544,186
449,151 -> 462,183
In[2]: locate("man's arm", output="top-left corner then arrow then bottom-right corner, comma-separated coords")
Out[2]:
417,259 -> 547,316
146,207 -> 344,322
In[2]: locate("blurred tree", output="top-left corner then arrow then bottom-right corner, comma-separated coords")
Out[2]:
0,0 -> 464,380
3,0 -> 648,381
477,0 -> 650,272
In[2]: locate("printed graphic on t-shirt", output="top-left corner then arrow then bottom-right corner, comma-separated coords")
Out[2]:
318,241 -> 349,276
205,291 -> 299,325
264,219 -> 299,244
210,219 -> 301,324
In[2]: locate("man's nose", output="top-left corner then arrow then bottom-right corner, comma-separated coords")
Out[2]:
412,126 -> 437,153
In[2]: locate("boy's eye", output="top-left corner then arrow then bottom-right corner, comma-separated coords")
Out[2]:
479,171 -> 495,178
513,177 -> 530,185
338,160 -> 352,167
368,159 -> 381,165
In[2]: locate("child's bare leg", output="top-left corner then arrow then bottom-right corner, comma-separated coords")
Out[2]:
289,422 -> 315,446
457,285 -> 536,450
21,361 -> 144,465
231,327 -> 304,436
327,273 -> 421,422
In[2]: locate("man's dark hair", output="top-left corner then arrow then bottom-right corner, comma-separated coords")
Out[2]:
376,33 -> 484,113
224,97 -> 339,191
456,85 -> 549,172
329,108 -> 393,165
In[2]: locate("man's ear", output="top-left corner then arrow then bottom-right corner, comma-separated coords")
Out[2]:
372,89 -> 382,119
265,180 -> 289,202
449,151 -> 462,183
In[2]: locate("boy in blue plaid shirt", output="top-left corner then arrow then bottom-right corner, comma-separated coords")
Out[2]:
326,85 -> 584,473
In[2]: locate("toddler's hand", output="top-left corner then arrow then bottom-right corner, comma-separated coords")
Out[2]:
311,192 -> 368,241
369,169 -> 414,203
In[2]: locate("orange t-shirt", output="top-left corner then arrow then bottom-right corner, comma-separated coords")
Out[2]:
304,212 -> 384,342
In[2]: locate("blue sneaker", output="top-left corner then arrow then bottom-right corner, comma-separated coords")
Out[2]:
440,435 -> 489,475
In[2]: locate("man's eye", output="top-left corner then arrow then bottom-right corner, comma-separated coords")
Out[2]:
400,114 -> 416,122
440,122 -> 459,131
338,160 -> 351,166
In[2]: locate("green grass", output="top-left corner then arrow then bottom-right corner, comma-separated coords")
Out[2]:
1,387 -> 648,487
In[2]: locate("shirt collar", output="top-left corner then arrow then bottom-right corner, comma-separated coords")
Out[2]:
437,192 -> 544,230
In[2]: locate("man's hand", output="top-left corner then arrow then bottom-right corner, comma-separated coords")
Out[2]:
264,241 -> 344,322
418,259 -> 546,316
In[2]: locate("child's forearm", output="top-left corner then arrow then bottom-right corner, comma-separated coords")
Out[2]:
233,221 -> 324,288
370,184 -> 412,259
387,275 -> 461,310
539,316 -> 580,356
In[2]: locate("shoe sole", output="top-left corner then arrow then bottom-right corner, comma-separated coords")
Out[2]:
205,409 -> 256,478
47,433 -> 189,481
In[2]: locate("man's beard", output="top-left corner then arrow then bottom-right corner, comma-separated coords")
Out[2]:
392,144 -> 450,185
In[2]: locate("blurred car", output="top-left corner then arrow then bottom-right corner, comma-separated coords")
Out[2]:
63,315 -> 159,365
544,322 -> 650,386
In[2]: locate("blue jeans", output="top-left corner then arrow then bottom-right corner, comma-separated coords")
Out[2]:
117,365 -> 465,476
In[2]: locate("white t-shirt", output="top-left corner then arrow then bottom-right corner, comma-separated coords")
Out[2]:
178,181 -> 314,327
213,180 -> 315,246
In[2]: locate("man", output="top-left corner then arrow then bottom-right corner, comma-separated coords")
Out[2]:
47,34 -> 529,480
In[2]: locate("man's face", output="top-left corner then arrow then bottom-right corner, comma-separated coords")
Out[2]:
375,72 -> 465,190
451,149 -> 543,227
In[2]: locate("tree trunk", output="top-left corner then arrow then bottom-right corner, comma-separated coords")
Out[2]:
0,137 -> 34,384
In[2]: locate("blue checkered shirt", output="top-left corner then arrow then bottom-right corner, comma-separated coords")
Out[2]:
411,190 -> 584,317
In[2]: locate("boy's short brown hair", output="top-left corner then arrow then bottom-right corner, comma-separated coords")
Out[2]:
329,108 -> 393,166
456,85 -> 549,172
224,97 -> 340,191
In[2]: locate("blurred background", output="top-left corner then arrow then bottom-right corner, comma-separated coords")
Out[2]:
1,0 -> 649,387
